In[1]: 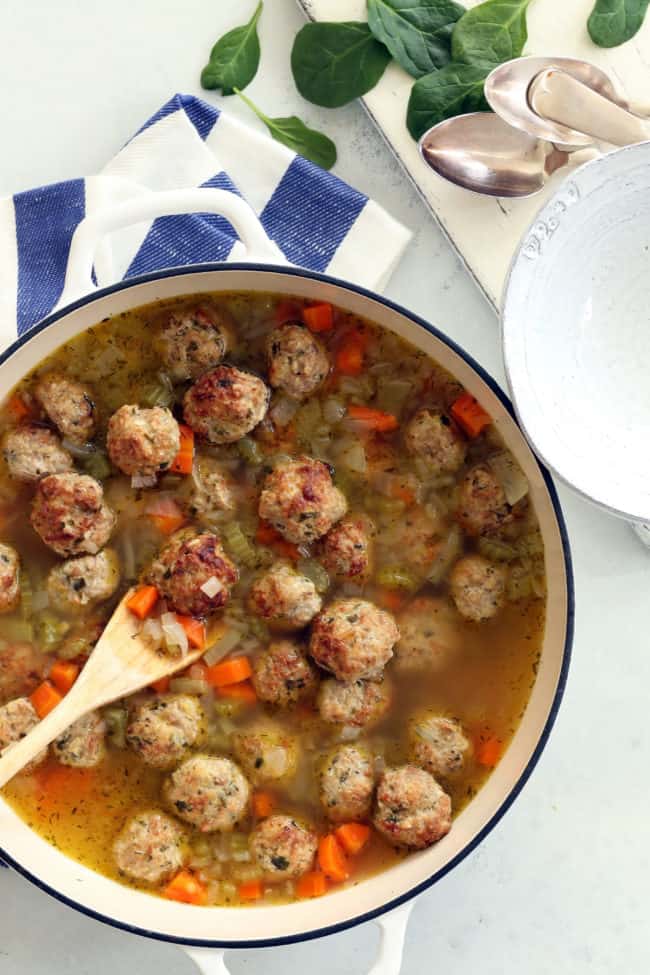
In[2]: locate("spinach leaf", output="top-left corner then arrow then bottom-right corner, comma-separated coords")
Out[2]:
201,2 -> 263,95
406,62 -> 490,139
452,0 -> 531,68
367,0 -> 465,76
291,22 -> 391,108
235,90 -> 337,170
588,0 -> 650,46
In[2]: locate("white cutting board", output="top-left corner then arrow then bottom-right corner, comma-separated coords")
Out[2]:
296,0 -> 650,307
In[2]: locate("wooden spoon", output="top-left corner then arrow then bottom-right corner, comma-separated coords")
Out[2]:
0,591 -> 218,788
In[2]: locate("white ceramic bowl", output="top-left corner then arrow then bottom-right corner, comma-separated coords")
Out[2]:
0,190 -> 573,975
502,141 -> 650,523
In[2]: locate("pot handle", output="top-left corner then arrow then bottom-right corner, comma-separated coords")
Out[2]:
182,901 -> 414,975
55,188 -> 285,310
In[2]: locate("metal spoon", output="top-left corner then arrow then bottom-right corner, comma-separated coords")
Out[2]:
418,112 -> 571,198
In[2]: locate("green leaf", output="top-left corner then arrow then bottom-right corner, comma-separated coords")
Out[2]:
367,0 -> 465,76
451,0 -> 531,68
235,90 -> 337,170
291,22 -> 391,108
201,2 -> 263,95
406,62 -> 490,139
588,0 -> 650,46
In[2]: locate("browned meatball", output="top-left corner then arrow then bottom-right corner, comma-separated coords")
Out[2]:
0,543 -> 20,614
319,745 -> 374,822
321,516 -> 373,579
183,365 -> 270,444
449,555 -> 507,622
409,713 -> 471,778
113,810 -> 185,884
310,599 -> 399,681
51,711 -> 107,767
147,529 -> 238,617
250,814 -> 317,882
0,642 -> 45,704
35,372 -> 96,444
259,456 -> 347,544
404,408 -> 466,474
164,755 -> 250,832
107,405 -> 180,479
373,765 -> 451,849
456,464 -> 512,537
252,640 -> 319,707
30,472 -> 116,557
0,698 -> 46,770
188,455 -> 236,521
317,677 -> 391,728
394,597 -> 462,673
126,694 -> 204,769
157,305 -> 231,381
266,323 -> 329,400
47,550 -> 119,613
248,563 -> 321,630
3,425 -> 73,482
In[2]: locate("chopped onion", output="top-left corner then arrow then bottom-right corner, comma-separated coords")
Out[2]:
61,438 -> 95,458
169,678 -> 210,695
231,850 -> 252,863
322,397 -> 346,425
131,473 -> 157,489
488,452 -> 529,506
141,617 -> 164,646
263,747 -> 288,778
200,576 -> 223,598
161,611 -> 189,656
271,396 -> 299,427
374,753 -> 386,775
204,628 -> 240,665
336,440 -> 367,474
338,725 -> 361,742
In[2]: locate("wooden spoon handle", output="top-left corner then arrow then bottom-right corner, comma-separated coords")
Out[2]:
0,692 -> 89,789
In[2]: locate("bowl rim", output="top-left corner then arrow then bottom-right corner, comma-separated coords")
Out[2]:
0,262 -> 574,948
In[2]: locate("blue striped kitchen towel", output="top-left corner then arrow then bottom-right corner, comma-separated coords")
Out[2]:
0,93 -> 412,346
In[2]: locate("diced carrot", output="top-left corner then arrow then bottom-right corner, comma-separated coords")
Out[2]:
252,791 -> 275,819
29,681 -> 63,719
7,393 -> 32,421
302,302 -> 334,333
256,521 -> 278,545
275,299 -> 302,324
206,656 -> 253,688
36,764 -> 96,808
169,424 -> 195,475
318,834 -> 349,883
238,879 -> 264,902
335,327 -> 369,376
49,660 -> 80,695
145,496 -> 187,535
255,521 -> 300,561
150,676 -> 171,694
375,589 -> 406,613
450,392 -> 491,439
476,736 -> 502,768
163,869 -> 208,906
126,585 -> 159,620
215,681 -> 257,704
346,404 -> 399,433
297,870 -> 328,899
176,615 -> 206,650
334,823 -> 371,856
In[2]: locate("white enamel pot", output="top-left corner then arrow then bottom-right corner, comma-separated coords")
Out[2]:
0,189 -> 574,975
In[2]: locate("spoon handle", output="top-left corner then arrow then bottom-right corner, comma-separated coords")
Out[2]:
530,69 -> 650,147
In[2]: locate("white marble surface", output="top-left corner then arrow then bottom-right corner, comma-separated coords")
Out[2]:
1,1 -> 649,973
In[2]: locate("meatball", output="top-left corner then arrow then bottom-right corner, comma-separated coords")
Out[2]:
381,506 -> 445,573
157,305 -> 231,381
3,425 -> 73,482
321,516 -> 373,579
51,710 -> 107,767
0,543 -> 20,614
0,641 -> 46,704
373,765 -> 452,850
47,549 -> 119,613
232,723 -> 299,784
30,472 -> 116,557
250,814 -> 317,882
35,372 -> 96,444
456,464 -> 512,537
409,713 -> 471,778
319,745 -> 374,822
317,678 -> 391,728
126,694 -> 203,769
248,563 -> 322,630
394,597 -> 462,673
449,555 -> 507,622
252,640 -> 319,708
147,529 -> 238,617
183,365 -> 270,444
164,755 -> 250,832
188,455 -> 236,520
404,408 -> 466,474
107,404 -> 180,479
309,599 -> 399,681
266,323 -> 329,400
259,456 -> 347,544
113,810 -> 185,884
0,698 -> 46,770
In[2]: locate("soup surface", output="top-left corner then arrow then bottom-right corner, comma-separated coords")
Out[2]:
0,292 -> 545,907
